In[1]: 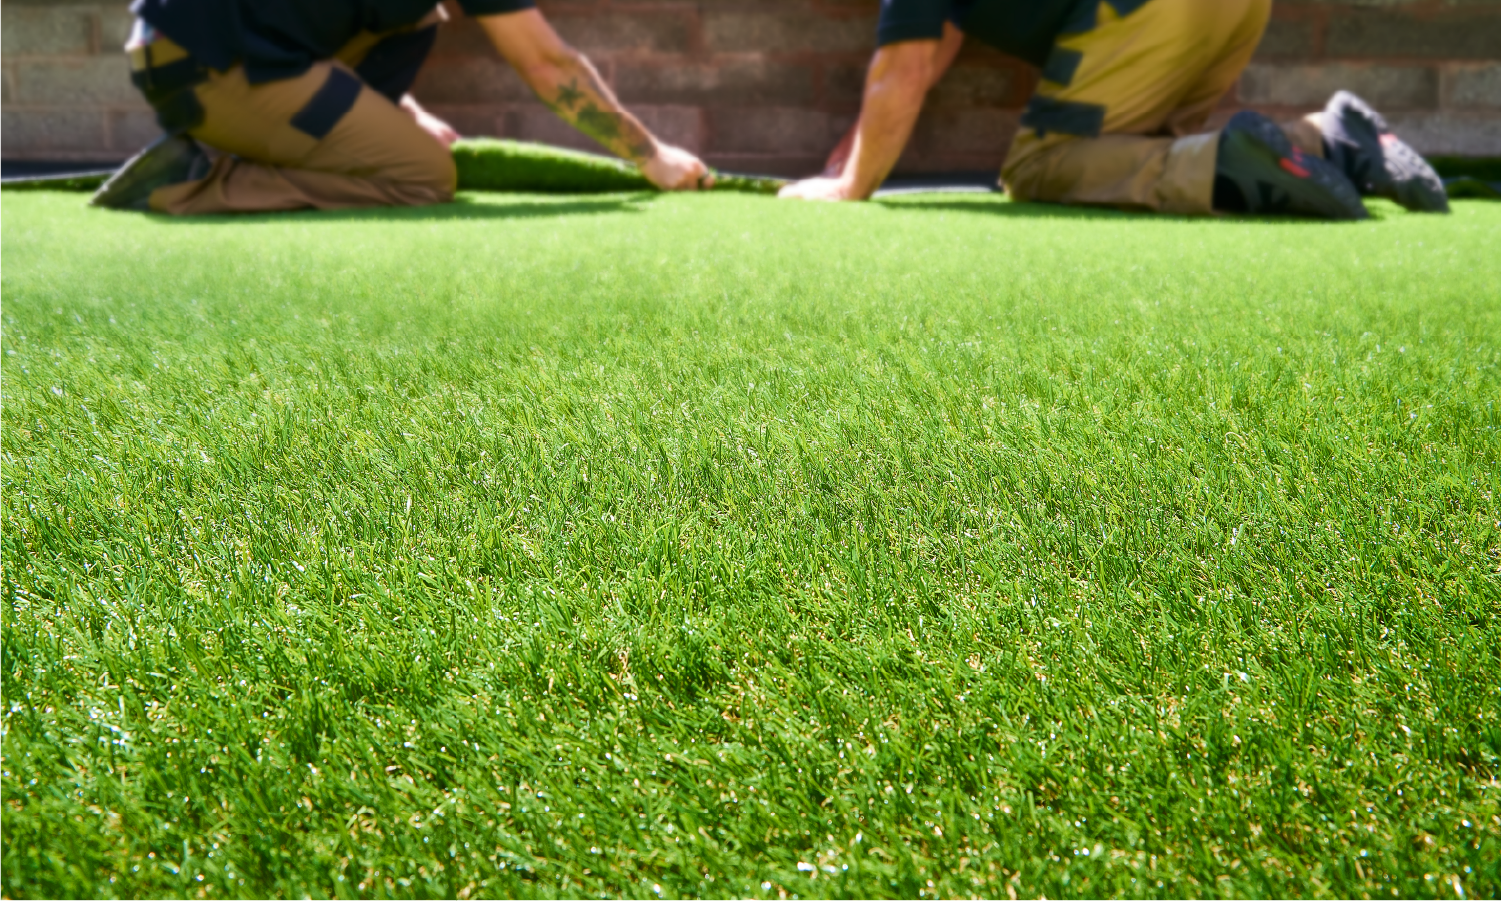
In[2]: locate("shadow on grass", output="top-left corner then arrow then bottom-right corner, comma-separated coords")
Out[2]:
145,193 -> 652,226
878,197 -> 1143,220
880,196 -> 1381,224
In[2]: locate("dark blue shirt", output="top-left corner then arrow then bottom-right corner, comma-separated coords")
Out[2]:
132,0 -> 535,83
877,0 -> 1095,67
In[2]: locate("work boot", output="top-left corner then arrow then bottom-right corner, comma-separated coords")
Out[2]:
90,134 -> 210,211
1322,90 -> 1449,213
1213,110 -> 1368,220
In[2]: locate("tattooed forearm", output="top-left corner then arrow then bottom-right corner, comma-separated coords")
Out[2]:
576,105 -> 654,161
554,80 -> 584,111
542,74 -> 657,164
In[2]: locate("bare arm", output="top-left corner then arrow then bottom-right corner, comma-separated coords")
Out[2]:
476,9 -> 709,189
820,22 -> 964,177
781,39 -> 935,200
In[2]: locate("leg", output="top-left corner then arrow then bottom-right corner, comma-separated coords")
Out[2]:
129,21 -> 453,216
150,59 -> 455,214
1149,1 -> 1326,159
1002,0 -> 1270,214
1004,131 -> 1218,213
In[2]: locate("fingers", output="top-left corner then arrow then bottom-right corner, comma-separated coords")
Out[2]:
777,178 -> 853,200
640,147 -> 715,192
663,154 -> 712,191
778,179 -> 824,200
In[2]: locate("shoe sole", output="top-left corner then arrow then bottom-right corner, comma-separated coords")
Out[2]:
90,135 -> 203,211
1219,112 -> 1368,220
1325,90 -> 1449,214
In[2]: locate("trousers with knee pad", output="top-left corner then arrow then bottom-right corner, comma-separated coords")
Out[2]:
1000,0 -> 1320,214
130,25 -> 454,215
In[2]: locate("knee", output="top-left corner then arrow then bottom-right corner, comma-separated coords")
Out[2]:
398,140 -> 457,205
426,147 -> 457,199
1001,138 -> 1065,202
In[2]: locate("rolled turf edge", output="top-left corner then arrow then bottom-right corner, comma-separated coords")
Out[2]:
452,137 -> 788,195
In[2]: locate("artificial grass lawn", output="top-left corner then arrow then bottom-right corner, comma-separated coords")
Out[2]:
3,189 -> 1498,900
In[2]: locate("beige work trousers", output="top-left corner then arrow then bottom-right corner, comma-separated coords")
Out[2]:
139,34 -> 455,215
1001,0 -> 1322,214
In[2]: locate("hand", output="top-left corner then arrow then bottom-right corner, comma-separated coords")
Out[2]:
401,95 -> 461,148
640,144 -> 714,191
778,176 -> 862,201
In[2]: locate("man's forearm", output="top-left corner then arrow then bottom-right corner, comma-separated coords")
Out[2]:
842,44 -> 932,198
478,10 -> 707,190
529,54 -> 658,165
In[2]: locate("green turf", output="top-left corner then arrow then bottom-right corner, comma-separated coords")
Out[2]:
452,139 -> 786,195
3,191 -> 1498,899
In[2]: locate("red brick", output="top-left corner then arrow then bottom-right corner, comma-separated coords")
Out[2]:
707,107 -> 836,155
1449,64 -> 1501,110
615,61 -> 814,106
828,64 -> 1014,112
422,106 -> 506,139
10,56 -> 144,107
909,108 -> 1017,159
1252,19 -> 1315,61
549,13 -> 692,55
430,17 -> 495,60
629,105 -> 704,153
1,8 -> 93,57
1383,110 -> 1501,156
928,66 -> 1015,110
1327,12 -> 1501,60
412,58 -> 533,104
1,109 -> 107,154
107,108 -> 161,153
704,11 -> 876,55
1238,64 -> 1439,109
823,63 -> 867,106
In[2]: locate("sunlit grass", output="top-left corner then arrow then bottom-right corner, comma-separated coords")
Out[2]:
3,189 -> 1498,899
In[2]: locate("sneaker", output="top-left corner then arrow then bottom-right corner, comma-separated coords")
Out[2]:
1215,111 -> 1368,220
1322,90 -> 1449,213
90,134 -> 210,211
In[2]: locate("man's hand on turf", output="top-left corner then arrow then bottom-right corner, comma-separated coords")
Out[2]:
778,176 -> 860,201
401,95 -> 460,148
479,9 -> 710,189
641,144 -> 714,191
781,39 -> 937,202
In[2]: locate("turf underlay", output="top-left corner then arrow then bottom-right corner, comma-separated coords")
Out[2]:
2,191 -> 1498,899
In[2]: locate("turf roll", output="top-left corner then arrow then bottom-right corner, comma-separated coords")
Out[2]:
452,137 -> 786,194
453,137 -> 652,192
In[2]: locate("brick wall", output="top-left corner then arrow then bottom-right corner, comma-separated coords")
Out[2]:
2,2 -> 154,162
3,0 -> 1498,172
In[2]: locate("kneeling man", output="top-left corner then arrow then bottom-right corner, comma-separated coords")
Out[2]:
782,0 -> 1446,218
95,0 -> 711,214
